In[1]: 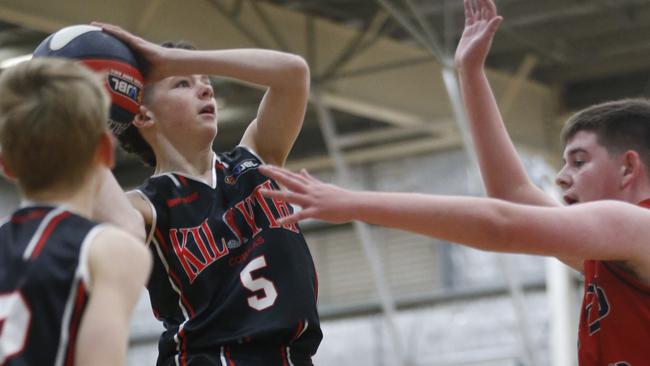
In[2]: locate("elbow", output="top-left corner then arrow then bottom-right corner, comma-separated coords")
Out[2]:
283,54 -> 310,91
483,201 -> 523,253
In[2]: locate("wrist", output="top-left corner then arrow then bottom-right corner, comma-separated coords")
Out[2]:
456,64 -> 487,78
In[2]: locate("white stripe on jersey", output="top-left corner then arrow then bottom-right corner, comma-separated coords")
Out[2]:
297,319 -> 309,339
210,152 -> 217,189
53,275 -> 83,365
23,207 -> 66,260
287,346 -> 294,366
77,225 -> 107,291
151,238 -> 190,320
151,236 -> 192,364
220,346 -> 227,366
163,173 -> 182,188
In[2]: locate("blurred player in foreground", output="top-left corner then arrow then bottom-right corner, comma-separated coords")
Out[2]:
0,58 -> 151,366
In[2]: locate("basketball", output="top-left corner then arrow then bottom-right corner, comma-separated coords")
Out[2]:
32,25 -> 144,135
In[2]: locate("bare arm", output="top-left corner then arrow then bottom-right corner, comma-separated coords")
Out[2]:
92,167 -> 147,242
94,22 -> 309,167
455,0 -> 556,206
76,227 -> 152,366
259,165 -> 650,275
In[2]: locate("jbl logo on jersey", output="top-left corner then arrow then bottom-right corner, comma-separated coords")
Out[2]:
225,159 -> 259,185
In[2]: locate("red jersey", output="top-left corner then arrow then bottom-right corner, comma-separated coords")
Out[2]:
578,199 -> 650,366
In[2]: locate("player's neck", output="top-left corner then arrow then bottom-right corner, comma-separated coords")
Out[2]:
154,146 -> 215,182
22,175 -> 98,218
619,179 -> 650,205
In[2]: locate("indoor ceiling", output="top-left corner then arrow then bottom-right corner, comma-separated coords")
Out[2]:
0,0 -> 649,181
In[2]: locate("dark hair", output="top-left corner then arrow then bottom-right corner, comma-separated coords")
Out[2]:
561,98 -> 650,168
116,40 -> 197,167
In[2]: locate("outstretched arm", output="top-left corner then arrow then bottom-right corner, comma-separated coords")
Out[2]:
259,165 -> 650,274
455,0 -> 556,206
95,22 -> 309,167
76,227 -> 151,366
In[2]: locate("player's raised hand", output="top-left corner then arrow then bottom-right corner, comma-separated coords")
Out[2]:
91,21 -> 175,82
454,0 -> 503,72
259,165 -> 355,225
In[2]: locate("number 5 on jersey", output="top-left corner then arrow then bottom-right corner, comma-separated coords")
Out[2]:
240,256 -> 278,311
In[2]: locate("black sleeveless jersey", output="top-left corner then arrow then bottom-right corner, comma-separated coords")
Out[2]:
137,146 -> 322,365
0,205 -> 101,366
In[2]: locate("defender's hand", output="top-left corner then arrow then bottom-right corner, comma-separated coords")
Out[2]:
259,165 -> 355,225
454,0 -> 503,72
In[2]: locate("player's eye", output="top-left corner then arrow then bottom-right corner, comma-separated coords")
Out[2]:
174,79 -> 191,88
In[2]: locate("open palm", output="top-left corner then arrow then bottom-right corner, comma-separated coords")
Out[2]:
454,0 -> 503,71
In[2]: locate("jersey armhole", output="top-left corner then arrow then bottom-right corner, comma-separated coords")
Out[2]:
132,189 -> 158,246
78,224 -> 110,291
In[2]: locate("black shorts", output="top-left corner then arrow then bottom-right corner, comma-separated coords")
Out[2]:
158,343 -> 314,366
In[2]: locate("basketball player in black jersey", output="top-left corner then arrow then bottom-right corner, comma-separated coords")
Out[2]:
0,58 -> 151,366
90,22 -> 322,365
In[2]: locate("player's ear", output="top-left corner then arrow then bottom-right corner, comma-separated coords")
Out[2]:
95,131 -> 115,169
132,105 -> 154,128
620,150 -> 642,188
0,153 -> 17,182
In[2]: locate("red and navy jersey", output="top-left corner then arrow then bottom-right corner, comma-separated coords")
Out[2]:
0,205 -> 101,366
578,199 -> 650,366
136,146 -> 321,365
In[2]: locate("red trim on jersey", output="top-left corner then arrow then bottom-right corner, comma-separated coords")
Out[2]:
64,282 -> 87,366
178,327 -> 188,366
225,345 -> 235,366
11,209 -> 48,224
280,346 -> 289,366
154,229 -> 196,317
154,228 -> 170,255
31,211 -> 71,258
168,270 -> 196,317
178,175 -> 188,187
292,320 -> 304,340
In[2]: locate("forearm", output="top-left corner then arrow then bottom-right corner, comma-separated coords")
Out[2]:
349,191 -> 511,251
458,68 -> 541,200
165,48 -> 309,91
76,306 -> 129,366
345,191 -> 641,262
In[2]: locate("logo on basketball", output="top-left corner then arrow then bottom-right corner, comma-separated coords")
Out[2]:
108,70 -> 143,105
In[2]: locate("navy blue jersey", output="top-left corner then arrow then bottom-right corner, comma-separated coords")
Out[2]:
137,146 -> 321,366
0,205 -> 101,366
